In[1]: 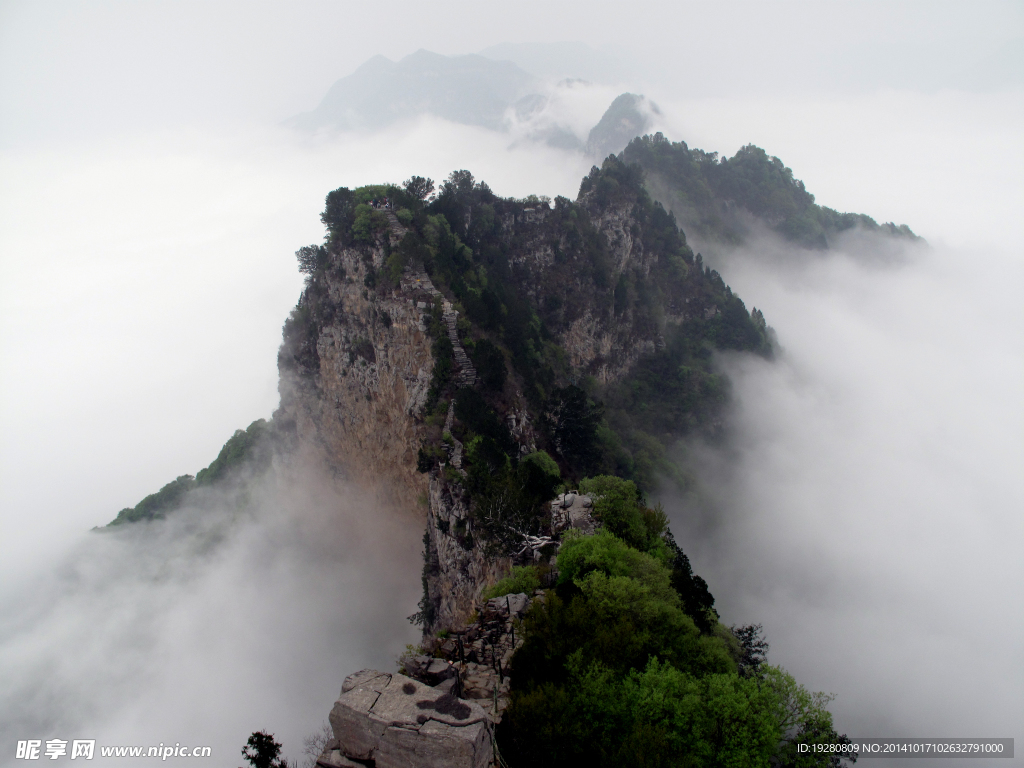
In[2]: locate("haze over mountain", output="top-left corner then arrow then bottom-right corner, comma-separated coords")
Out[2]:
478,41 -> 629,84
283,47 -> 918,257
287,48 -> 663,160
287,50 -> 539,132
1,2 -> 1022,766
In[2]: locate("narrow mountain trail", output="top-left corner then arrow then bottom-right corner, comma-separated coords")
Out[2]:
389,212 -> 475,469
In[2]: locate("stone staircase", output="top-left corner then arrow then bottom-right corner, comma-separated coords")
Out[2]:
384,210 -> 408,245
402,269 -> 440,298
445,305 -> 477,388
444,402 -> 464,469
390,209 -> 477,472
402,592 -> 535,726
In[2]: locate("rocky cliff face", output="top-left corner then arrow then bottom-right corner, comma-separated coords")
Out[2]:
278,205 -> 656,628
505,192 -> 664,383
277,217 -> 436,512
423,475 -> 511,632
277,161 -> 770,635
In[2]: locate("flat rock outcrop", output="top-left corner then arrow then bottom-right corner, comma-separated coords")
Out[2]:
550,492 -> 596,535
320,669 -> 493,768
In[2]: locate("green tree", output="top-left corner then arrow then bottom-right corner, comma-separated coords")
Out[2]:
544,386 -> 604,475
663,529 -> 718,633
295,244 -> 326,275
403,175 -> 435,200
578,475 -> 668,558
108,474 -> 196,526
321,187 -> 356,246
469,338 -> 507,392
557,529 -> 671,588
483,565 -> 542,599
732,623 -> 769,678
241,731 -> 288,768
763,667 -> 857,766
518,450 -> 561,503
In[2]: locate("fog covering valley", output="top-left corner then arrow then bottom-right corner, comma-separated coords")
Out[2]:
0,452 -> 422,761
1,2 -> 1022,766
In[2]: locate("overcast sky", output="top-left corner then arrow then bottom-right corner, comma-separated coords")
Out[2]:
1,0 -> 1021,143
1,1 -> 1022,765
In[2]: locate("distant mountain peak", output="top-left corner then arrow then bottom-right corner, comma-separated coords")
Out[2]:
586,93 -> 661,159
287,50 -> 539,132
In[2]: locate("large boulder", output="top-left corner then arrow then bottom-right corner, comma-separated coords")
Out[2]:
327,669 -> 493,768
550,492 -> 596,534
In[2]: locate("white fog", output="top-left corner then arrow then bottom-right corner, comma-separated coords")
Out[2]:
1,1 -> 1021,765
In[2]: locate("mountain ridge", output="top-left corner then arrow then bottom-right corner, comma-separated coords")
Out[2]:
102,153 -> 859,767
624,132 -> 920,250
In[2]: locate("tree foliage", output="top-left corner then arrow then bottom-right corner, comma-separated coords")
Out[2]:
483,565 -> 542,600
578,476 -> 668,557
733,623 -> 770,678
403,175 -> 435,201
195,419 -> 272,486
518,450 -> 561,503
468,338 -> 507,392
500,525 -> 852,767
544,386 -> 604,477
241,731 -> 288,768
295,244 -> 327,275
107,419 -> 274,526
622,132 -> 918,249
108,475 -> 196,526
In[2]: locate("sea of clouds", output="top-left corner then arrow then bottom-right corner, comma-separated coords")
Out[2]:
660,229 -> 1023,766
0,119 -> 593,766
1,78 -> 1021,766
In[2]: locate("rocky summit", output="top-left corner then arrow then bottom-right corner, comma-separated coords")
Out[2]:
319,669 -> 492,768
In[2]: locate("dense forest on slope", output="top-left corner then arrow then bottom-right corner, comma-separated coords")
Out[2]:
623,132 -> 919,249
494,477 -> 849,767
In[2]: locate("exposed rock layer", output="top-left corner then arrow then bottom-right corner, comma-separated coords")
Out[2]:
279,234 -> 437,512
321,669 -> 493,768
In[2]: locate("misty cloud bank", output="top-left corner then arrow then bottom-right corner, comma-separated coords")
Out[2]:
0,119 -> 593,561
0,453 -> 422,767
1,77 -> 1021,766
0,120 -> 593,767
660,233 -> 1023,766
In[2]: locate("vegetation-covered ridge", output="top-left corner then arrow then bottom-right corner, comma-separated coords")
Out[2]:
103,154 -> 858,765
286,158 -> 771,499
107,152 -> 775,525
105,418 -> 274,526
277,163 -> 855,764
489,476 -> 855,767
623,132 -> 920,250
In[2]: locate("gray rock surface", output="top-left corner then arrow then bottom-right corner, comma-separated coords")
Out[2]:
551,492 -> 596,534
316,748 -> 366,767
328,669 -> 493,768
